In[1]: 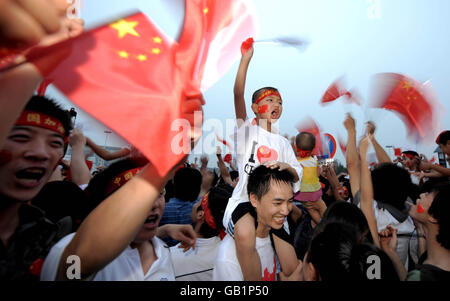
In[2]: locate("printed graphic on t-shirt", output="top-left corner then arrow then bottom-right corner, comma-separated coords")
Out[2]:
244,141 -> 279,175
262,257 -> 277,281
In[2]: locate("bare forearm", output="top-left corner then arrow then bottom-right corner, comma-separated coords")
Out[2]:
234,57 -> 251,121
70,145 -> 91,186
372,138 -> 391,163
430,164 -> 450,177
57,166 -> 162,279
0,63 -> 42,146
360,157 -> 379,247
346,130 -> 360,196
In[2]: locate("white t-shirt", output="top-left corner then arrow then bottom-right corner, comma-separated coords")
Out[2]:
223,118 -> 303,232
40,233 -> 175,281
212,234 -> 276,281
372,200 -> 416,269
170,236 -> 221,281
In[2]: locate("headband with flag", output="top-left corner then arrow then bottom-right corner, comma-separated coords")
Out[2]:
105,167 -> 142,196
254,90 -> 282,104
15,110 -> 67,136
201,192 -> 226,239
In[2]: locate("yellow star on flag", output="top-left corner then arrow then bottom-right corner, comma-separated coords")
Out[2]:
152,48 -> 161,55
110,19 -> 140,38
203,8 -> 209,14
137,54 -> 147,61
153,37 -> 162,44
402,81 -> 413,91
118,51 -> 129,58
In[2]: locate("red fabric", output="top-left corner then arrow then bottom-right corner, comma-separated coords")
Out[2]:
105,167 -> 142,196
223,153 -> 232,164
15,110 -> 66,136
241,37 -> 254,55
321,79 -> 355,104
27,1 -> 255,177
296,117 -> 323,156
216,133 -> 233,150
296,148 -> 312,158
36,79 -> 53,96
371,73 -> 436,141
337,135 -> 347,155
394,148 -> 402,157
255,90 -> 282,104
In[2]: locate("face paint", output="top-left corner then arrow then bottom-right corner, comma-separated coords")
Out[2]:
417,203 -> 425,213
258,104 -> 269,114
0,150 -> 12,165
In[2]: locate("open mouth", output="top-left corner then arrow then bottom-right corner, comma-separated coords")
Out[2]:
16,168 -> 46,181
144,214 -> 159,225
271,109 -> 279,119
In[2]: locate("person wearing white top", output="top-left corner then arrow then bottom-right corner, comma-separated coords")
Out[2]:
171,184 -> 233,281
40,158 -> 196,281
213,165 -> 298,281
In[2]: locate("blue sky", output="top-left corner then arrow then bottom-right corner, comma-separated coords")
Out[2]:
49,0 -> 450,165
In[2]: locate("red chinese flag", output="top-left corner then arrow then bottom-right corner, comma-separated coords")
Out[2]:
30,12 -> 197,176
178,0 -> 257,92
337,134 -> 347,155
295,117 -> 323,156
394,148 -> 402,157
320,78 -> 354,105
370,73 -> 437,141
216,133 -> 233,150
223,153 -> 232,164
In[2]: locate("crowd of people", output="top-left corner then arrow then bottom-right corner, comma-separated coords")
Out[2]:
0,0 -> 449,282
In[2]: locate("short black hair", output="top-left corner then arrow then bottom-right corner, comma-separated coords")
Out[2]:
230,170 -> 239,182
173,167 -> 202,202
296,132 -> 316,151
24,95 -> 73,135
247,165 -> 294,200
436,130 -> 450,145
402,150 -> 419,158
307,222 -> 399,280
371,163 -> 412,211
198,184 -> 233,237
251,87 -> 280,104
85,159 -> 143,209
428,183 -> 450,250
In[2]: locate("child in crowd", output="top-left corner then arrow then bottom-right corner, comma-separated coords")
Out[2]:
222,39 -> 303,280
294,132 -> 327,224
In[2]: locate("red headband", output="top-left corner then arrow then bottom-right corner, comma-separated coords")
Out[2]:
15,110 -> 66,136
402,153 -> 416,160
254,90 -> 281,104
105,167 -> 142,196
201,192 -> 226,240
296,147 -> 312,158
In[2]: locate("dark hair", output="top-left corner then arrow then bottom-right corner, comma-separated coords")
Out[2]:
85,159 -> 142,209
296,132 -> 316,151
230,170 -> 239,182
31,181 -> 91,231
428,183 -> 450,250
25,96 -> 73,135
321,201 -> 372,244
173,167 -> 202,202
247,165 -> 294,200
198,184 -> 233,237
306,222 -> 399,280
251,87 -> 280,104
436,130 -> 450,145
371,163 -> 412,211
402,150 -> 419,158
